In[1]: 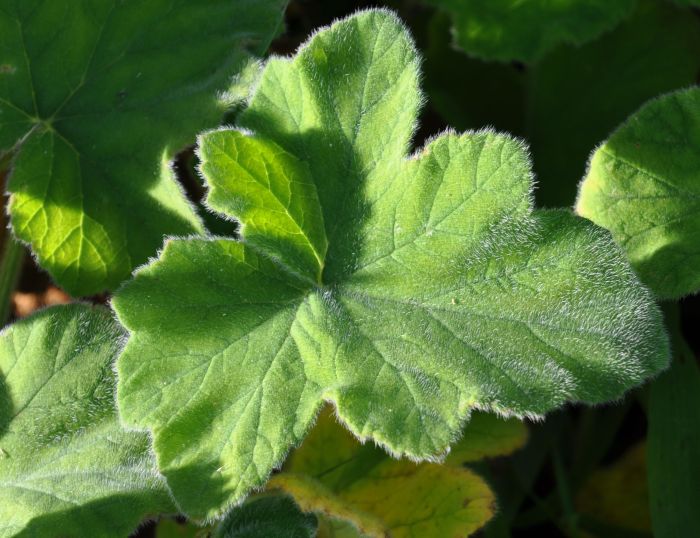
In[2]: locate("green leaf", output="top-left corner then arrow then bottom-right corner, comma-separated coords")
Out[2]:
647,311 -> 700,538
530,0 -> 700,207
0,0 -> 287,296
213,495 -> 317,538
426,0 -> 636,63
203,130 -> 327,282
114,9 -> 669,519
577,88 -> 700,299
445,411 -> 527,466
0,304 -> 174,538
271,408 -> 496,538
155,518 -> 205,538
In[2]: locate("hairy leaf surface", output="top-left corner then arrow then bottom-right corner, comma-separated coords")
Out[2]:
213,495 -> 317,538
427,0 -> 636,63
114,9 -> 669,518
577,88 -> 700,298
0,305 -> 173,537
270,408 -> 505,538
0,0 -> 286,295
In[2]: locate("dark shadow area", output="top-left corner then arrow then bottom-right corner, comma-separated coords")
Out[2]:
680,293 -> 700,357
0,368 -> 11,439
161,458 -> 234,524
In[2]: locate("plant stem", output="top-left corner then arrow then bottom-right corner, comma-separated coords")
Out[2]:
647,302 -> 700,537
553,448 -> 580,537
0,148 -> 26,326
0,235 -> 25,326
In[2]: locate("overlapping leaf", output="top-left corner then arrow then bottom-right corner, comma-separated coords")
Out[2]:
213,495 -> 317,538
421,0 -> 700,208
114,9 -> 669,519
426,0 -> 636,63
0,304 -> 174,537
270,408 -> 521,537
445,411 -> 527,465
576,443 -> 651,534
530,0 -> 700,207
0,0 -> 286,295
577,88 -> 700,298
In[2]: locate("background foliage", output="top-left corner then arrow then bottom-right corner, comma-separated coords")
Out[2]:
1,1 -> 699,537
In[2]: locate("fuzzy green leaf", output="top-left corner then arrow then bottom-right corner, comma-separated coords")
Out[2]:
427,0 -> 636,63
114,9 -> 669,519
0,0 -> 286,296
577,88 -> 700,299
0,304 -> 174,538
213,495 -> 317,538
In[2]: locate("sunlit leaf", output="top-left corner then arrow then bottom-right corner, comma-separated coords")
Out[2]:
0,305 -> 173,537
114,9 -> 668,519
577,88 -> 700,298
0,0 -> 286,295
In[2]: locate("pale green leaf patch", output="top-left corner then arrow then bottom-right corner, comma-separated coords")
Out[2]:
577,88 -> 700,299
114,9 -> 669,520
0,0 -> 287,296
0,304 -> 174,538
426,0 -> 636,63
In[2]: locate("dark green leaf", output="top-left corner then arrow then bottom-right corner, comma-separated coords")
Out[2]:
213,495 -> 316,538
0,0 -> 286,295
427,0 -> 635,63
648,315 -> 700,537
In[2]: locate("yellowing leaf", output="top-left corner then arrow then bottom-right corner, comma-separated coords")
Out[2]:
269,474 -> 385,538
271,409 -> 495,538
576,443 -> 651,533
